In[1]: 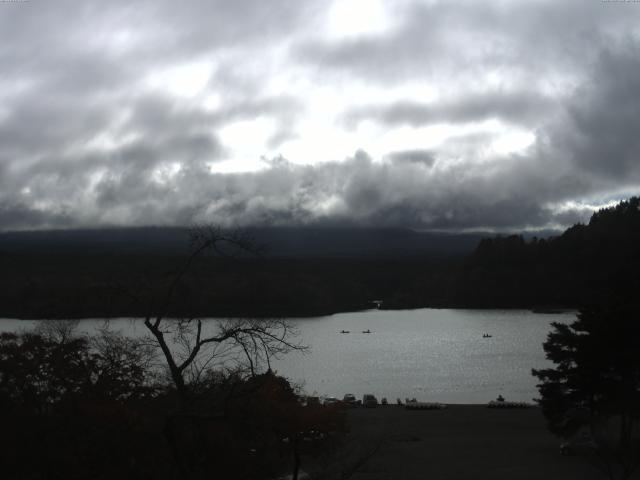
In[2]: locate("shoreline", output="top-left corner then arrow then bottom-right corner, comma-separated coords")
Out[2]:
0,305 -> 578,321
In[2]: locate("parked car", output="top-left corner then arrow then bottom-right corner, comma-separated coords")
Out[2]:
323,396 -> 340,406
342,393 -> 357,407
306,396 -> 321,407
363,394 -> 378,408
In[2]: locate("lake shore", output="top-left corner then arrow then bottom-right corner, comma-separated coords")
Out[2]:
0,304 -> 577,321
3,309 -> 573,404
333,405 -> 601,480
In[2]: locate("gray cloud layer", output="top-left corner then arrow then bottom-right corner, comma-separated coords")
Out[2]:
343,90 -> 555,129
1,0 -> 639,231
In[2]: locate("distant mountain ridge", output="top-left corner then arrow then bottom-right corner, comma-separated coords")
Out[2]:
0,226 -> 500,259
1,198 -> 635,318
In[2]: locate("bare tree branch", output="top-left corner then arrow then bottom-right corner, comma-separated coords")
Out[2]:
127,226 -> 306,405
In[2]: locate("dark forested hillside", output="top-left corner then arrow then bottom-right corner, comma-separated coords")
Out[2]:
454,197 -> 640,308
0,227 -> 476,318
0,199 -> 637,318
0,226 -> 486,259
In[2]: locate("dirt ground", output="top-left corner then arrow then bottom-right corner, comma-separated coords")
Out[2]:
337,405 -> 611,480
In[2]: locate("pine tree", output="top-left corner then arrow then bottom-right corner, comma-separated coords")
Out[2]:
533,303 -> 640,479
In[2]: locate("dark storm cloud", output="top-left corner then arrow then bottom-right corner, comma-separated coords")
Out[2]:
39,148 -> 555,231
1,0 -> 639,231
386,150 -> 436,167
0,82 -> 298,222
208,38 -> 640,233
0,201 -> 75,231
559,45 -> 640,181
296,0 -> 634,84
186,150 -> 585,231
344,91 -> 555,129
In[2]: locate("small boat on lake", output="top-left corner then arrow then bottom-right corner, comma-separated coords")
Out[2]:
340,330 -> 350,334
483,333 -> 492,338
362,329 -> 371,334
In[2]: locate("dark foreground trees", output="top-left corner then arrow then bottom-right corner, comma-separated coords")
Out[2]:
532,303 -> 640,479
0,227 -> 349,479
0,328 -> 165,479
0,326 -> 347,480
128,226 -> 325,479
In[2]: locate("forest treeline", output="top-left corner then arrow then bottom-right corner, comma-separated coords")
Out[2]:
0,197 -> 638,318
455,196 -> 640,308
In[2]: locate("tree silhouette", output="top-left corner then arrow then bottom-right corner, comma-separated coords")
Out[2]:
0,328 -> 163,479
0,326 -> 344,480
532,303 -> 640,479
131,225 -> 306,403
117,225 -> 310,479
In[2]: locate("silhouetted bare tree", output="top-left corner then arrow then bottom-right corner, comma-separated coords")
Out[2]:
136,225 -> 305,403
34,318 -> 80,344
113,225 -> 309,479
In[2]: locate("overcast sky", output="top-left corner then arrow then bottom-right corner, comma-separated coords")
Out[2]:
1,0 -> 639,232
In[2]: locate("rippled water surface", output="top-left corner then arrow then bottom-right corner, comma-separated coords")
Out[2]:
271,309 -> 575,403
1,308 -> 574,404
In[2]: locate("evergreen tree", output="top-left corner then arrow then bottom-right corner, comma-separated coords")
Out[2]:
533,303 -> 640,479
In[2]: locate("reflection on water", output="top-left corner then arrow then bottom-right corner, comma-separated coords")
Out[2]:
0,308 -> 574,404
271,309 -> 574,404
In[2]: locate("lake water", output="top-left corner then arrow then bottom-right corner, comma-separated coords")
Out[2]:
0,308 -> 574,404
